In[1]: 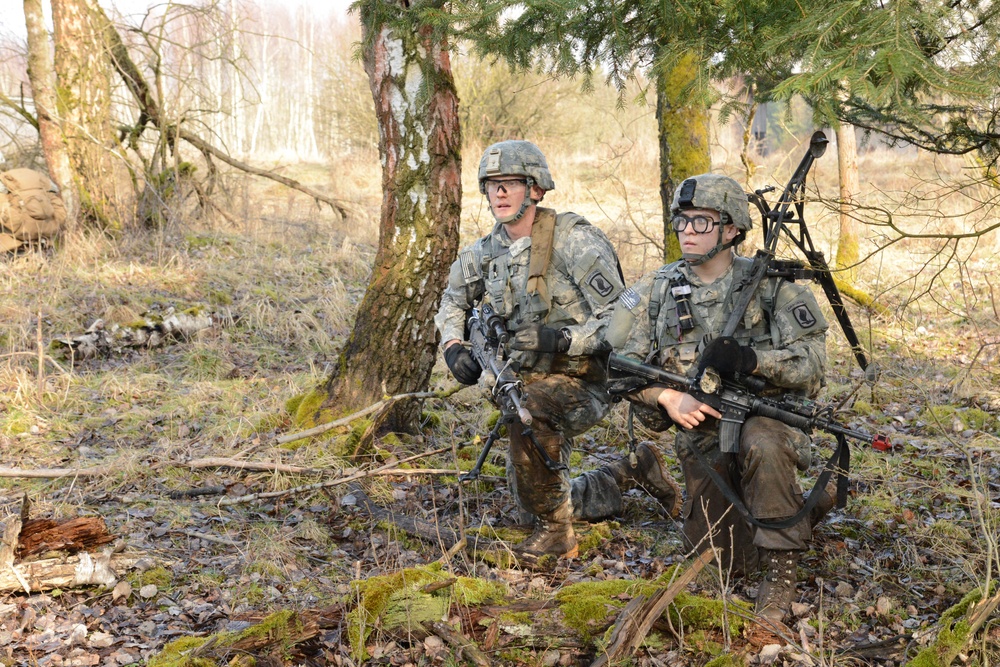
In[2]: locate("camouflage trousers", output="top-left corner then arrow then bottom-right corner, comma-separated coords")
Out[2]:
675,416 -> 813,574
505,374 -> 625,521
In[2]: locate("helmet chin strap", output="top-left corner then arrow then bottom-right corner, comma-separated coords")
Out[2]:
681,215 -> 742,266
490,178 -> 538,225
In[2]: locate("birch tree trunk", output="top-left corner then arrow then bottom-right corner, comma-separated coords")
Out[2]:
655,51 -> 710,262
51,0 -> 131,228
23,0 -> 79,225
305,0 -> 461,434
835,122 -> 861,283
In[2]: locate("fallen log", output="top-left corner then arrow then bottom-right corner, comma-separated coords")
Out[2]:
1,499 -> 137,593
51,308 -> 222,360
0,551 -> 144,593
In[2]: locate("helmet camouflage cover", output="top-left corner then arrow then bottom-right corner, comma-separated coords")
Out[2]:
478,140 -> 556,193
671,173 -> 752,231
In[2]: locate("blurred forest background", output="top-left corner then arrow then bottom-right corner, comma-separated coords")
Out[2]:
0,0 -> 999,665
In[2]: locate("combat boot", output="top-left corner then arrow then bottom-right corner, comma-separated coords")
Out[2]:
601,442 -> 682,518
514,497 -> 578,558
756,549 -> 801,623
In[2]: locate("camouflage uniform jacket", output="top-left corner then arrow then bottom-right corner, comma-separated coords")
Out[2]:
620,255 -> 828,410
435,208 -> 624,370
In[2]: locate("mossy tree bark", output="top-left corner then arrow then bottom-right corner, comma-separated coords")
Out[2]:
23,0 -> 79,225
51,0 -> 131,228
655,51 -> 710,263
313,0 -> 461,434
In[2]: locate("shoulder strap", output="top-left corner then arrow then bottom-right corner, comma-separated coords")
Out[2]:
527,207 -> 558,311
648,264 -> 679,354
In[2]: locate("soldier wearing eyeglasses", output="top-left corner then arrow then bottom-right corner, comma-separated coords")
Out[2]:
434,140 -> 682,559
612,173 -> 831,623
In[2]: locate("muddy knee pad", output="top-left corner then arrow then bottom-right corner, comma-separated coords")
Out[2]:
570,468 -> 623,521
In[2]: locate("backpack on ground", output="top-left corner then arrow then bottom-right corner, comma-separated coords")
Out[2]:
0,168 -> 67,252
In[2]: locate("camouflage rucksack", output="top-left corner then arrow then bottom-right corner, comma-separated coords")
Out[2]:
0,168 -> 67,252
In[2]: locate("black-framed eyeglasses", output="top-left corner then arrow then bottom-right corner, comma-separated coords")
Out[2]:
671,213 -> 722,234
484,178 -> 528,195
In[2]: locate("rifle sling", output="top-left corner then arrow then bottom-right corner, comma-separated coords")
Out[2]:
686,432 -> 849,531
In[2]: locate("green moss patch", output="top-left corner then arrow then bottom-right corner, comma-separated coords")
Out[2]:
556,568 -> 749,644
347,563 -> 508,661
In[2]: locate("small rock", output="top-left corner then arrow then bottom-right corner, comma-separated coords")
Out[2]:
790,602 -> 811,617
67,623 -> 87,645
88,632 -> 114,648
540,650 -> 560,666
139,584 -> 158,599
759,643 -> 783,664
834,581 -> 855,599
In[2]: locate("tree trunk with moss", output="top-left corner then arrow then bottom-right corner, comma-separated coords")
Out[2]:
655,51 -> 711,262
51,0 -> 131,228
305,0 -> 461,435
23,0 -> 79,225
835,121 -> 861,284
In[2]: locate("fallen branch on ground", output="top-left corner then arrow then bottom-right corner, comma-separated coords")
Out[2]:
592,549 -> 716,667
0,465 -> 113,479
213,446 -> 451,506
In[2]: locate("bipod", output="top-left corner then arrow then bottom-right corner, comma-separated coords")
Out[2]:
459,413 -> 566,483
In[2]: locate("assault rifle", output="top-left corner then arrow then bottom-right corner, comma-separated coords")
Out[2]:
610,352 -> 890,453
712,130 -> 875,382
609,352 -> 891,526
459,304 -> 567,482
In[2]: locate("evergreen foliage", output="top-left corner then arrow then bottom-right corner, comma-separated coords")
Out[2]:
455,0 -> 1000,165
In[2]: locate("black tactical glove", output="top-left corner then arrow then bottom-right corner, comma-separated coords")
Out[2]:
444,344 -> 482,385
698,336 -> 757,377
510,324 -> 571,353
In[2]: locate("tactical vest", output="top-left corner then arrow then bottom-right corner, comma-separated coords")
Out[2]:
478,208 -> 586,332
646,257 -> 783,376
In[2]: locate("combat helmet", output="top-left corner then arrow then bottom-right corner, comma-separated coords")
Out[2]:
478,140 -> 555,224
671,173 -> 751,265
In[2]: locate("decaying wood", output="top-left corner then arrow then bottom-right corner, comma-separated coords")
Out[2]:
1,498 -> 137,593
1,551 -> 144,593
17,516 -> 115,559
276,390 -> 443,445
167,485 -> 226,499
51,309 -> 221,360
426,621 -> 493,667
591,549 -> 716,667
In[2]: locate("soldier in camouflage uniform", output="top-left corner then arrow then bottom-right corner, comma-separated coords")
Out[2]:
613,173 -> 832,622
435,140 -> 682,559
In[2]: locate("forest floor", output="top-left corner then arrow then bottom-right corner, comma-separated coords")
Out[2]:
1,171 -> 1000,667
